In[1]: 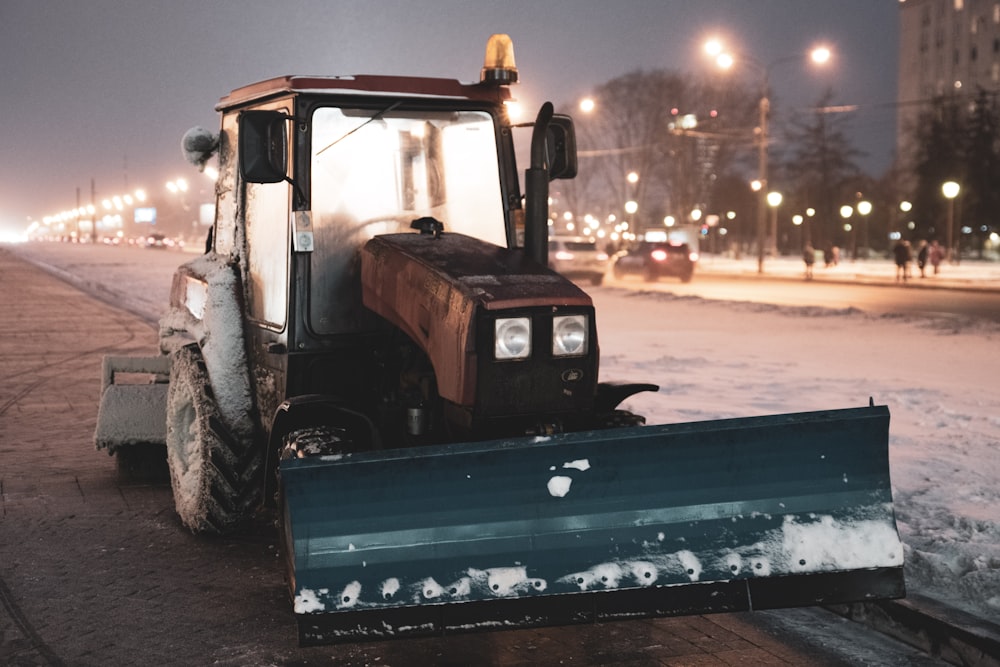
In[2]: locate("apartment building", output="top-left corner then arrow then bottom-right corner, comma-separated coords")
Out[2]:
898,0 -> 1000,160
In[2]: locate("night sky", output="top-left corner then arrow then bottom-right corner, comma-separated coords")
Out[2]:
0,0 -> 899,236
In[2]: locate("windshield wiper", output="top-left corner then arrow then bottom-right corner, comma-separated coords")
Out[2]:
316,101 -> 402,156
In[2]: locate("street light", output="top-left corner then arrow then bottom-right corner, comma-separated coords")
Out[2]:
894,200 -> 912,240
856,200 -> 872,258
766,191 -> 782,254
705,38 -> 832,274
792,213 -> 804,249
624,171 -> 640,229
942,181 -> 960,262
840,205 -> 854,256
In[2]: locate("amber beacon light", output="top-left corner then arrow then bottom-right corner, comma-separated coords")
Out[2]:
481,33 -> 519,85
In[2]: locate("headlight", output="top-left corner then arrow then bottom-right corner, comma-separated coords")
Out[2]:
552,314 -> 588,357
495,317 -> 531,360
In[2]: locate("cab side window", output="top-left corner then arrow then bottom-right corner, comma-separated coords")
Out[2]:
244,180 -> 289,329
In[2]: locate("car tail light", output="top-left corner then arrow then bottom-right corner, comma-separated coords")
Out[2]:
651,249 -> 668,262
689,251 -> 700,262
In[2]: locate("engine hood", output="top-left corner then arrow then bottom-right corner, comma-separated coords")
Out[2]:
360,232 -> 593,407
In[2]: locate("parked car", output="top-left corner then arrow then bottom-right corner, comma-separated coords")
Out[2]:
613,241 -> 698,283
548,236 -> 610,285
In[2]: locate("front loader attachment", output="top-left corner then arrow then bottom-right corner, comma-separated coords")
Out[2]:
280,405 -> 904,645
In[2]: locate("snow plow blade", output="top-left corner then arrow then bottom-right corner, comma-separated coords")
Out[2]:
281,405 -> 904,645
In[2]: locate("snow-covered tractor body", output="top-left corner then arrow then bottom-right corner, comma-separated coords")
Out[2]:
94,36 -> 904,644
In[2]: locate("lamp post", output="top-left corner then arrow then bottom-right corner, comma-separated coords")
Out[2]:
792,214 -> 804,250
705,39 -> 832,274
805,207 -> 816,248
942,181 -> 960,262
839,205 -> 854,258
896,200 -> 912,241
766,191 -> 783,254
856,200 -> 872,259
750,179 -> 764,271
166,178 -> 192,237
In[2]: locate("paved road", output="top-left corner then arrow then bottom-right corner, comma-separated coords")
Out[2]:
621,255 -> 1000,323
0,248 -> 944,666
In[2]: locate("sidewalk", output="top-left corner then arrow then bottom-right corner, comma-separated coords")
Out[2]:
696,254 -> 1000,291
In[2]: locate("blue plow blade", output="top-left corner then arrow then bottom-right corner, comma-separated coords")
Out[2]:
279,405 -> 905,645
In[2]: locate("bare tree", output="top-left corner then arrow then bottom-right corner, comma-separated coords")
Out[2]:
779,89 -> 865,253
561,69 -> 756,239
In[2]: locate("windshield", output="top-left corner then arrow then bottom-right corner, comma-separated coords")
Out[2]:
309,106 -> 507,334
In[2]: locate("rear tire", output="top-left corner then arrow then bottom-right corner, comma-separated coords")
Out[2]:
165,345 -> 262,534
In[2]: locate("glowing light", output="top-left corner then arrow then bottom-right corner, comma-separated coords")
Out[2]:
504,100 -> 523,121
810,46 -> 832,65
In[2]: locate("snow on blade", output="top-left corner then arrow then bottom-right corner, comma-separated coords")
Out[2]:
294,588 -> 328,613
547,475 -> 572,497
337,581 -> 362,608
779,515 -> 904,572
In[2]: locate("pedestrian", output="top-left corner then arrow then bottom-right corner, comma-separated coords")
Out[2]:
892,239 -> 912,283
831,245 -> 840,266
916,240 -> 929,278
929,240 -> 944,275
823,245 -> 834,268
802,244 -> 815,280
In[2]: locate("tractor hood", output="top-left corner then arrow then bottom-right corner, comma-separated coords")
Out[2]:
360,232 -> 595,410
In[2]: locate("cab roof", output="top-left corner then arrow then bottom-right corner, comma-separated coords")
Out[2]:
216,74 -> 512,111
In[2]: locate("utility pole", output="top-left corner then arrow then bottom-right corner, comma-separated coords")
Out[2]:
91,178 -> 98,243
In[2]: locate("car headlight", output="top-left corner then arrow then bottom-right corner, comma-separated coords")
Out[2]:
552,314 -> 588,357
495,317 -> 531,360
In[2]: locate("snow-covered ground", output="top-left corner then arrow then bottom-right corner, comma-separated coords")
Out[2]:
593,285 -> 1000,624
7,241 -> 1000,625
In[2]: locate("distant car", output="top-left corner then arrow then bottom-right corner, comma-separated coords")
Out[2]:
613,241 -> 698,283
145,233 -> 168,249
548,237 -> 610,286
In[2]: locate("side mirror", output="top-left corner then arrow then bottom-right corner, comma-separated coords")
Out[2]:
239,111 -> 288,183
546,115 -> 577,181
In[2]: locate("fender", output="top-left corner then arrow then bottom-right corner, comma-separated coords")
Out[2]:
160,253 -> 256,442
264,394 -> 381,503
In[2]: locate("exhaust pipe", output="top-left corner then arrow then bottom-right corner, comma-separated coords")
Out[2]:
524,102 -> 554,267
